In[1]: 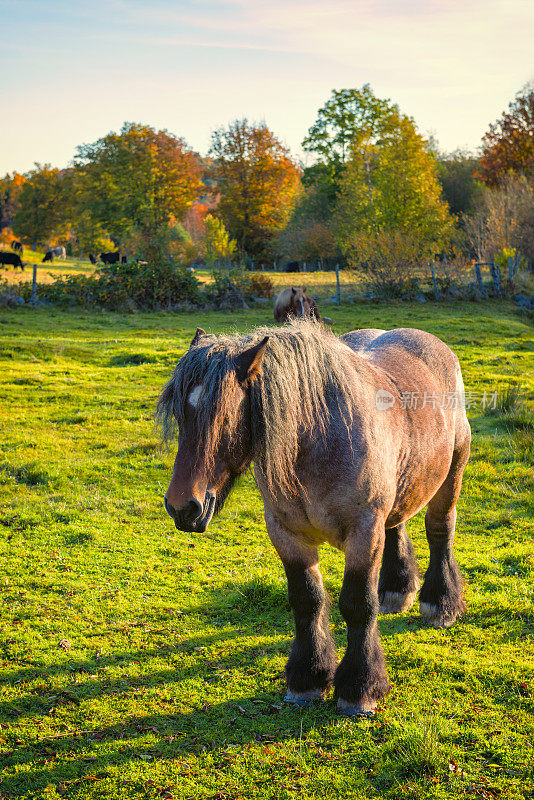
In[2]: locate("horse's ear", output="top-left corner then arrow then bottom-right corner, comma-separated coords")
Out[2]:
234,336 -> 269,386
291,287 -> 297,295
303,286 -> 307,292
189,327 -> 206,348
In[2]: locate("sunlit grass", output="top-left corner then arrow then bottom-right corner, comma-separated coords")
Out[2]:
0,301 -> 532,800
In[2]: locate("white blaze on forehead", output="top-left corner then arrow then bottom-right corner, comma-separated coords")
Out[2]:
188,384 -> 203,408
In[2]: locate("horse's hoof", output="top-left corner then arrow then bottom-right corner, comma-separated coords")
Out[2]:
337,698 -> 376,718
284,689 -> 324,708
419,601 -> 457,628
379,588 -> 418,615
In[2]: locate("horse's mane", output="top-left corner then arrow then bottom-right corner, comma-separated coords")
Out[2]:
156,319 -> 355,498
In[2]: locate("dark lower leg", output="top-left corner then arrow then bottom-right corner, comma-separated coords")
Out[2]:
284,563 -> 337,698
378,523 -> 420,614
420,509 -> 465,627
335,555 -> 390,714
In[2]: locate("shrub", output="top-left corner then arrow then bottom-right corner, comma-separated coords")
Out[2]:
11,259 -> 204,310
249,273 -> 274,298
346,230 -> 425,297
207,268 -> 274,301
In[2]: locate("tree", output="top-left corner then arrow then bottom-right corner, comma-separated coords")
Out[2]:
203,215 -> 236,267
437,150 -> 483,218
74,123 -> 203,241
334,109 -> 453,260
464,175 -> 534,266
13,165 -> 71,247
0,172 -> 26,233
303,85 -> 394,175
210,120 -> 301,260
478,85 -> 534,186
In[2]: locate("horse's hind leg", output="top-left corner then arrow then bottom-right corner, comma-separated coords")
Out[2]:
378,523 -> 420,614
419,435 -> 470,628
266,513 -> 337,705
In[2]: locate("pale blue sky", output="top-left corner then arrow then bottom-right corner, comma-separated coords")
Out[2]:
2,0 -> 533,174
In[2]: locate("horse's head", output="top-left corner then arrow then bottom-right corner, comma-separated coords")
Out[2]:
291,287 -> 318,319
158,328 -> 269,533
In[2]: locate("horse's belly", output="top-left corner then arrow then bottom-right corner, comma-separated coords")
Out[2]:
386,435 -> 454,527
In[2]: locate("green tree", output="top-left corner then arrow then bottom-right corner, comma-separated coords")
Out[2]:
210,120 -> 301,260
203,215 -> 236,267
300,86 -> 397,227
13,164 -> 71,248
303,85 -> 394,174
437,150 -> 482,218
74,123 -> 202,242
334,109 -> 452,259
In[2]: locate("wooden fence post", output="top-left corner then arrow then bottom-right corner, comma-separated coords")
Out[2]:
474,262 -> 488,297
430,261 -> 439,300
30,264 -> 38,306
490,260 -> 502,298
335,263 -> 341,306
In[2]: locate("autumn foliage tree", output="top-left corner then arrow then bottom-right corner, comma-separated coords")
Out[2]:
334,108 -> 452,261
0,172 -> 26,233
13,165 -> 72,248
74,123 -> 203,242
210,120 -> 301,260
478,85 -> 534,186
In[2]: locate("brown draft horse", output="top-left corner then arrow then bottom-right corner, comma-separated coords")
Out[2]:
157,320 -> 470,716
274,287 -> 320,323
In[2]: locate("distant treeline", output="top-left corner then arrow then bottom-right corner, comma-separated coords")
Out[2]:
1,83 -> 533,270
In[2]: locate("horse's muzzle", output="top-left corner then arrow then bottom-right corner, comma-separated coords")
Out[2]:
164,493 -> 216,533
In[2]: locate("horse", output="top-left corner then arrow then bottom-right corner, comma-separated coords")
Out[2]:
89,253 -> 97,265
274,287 -> 321,323
42,250 -> 53,263
0,251 -> 24,270
11,240 -> 23,256
157,320 -> 471,717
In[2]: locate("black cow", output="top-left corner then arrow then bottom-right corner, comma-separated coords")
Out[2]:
285,260 -> 300,273
89,253 -> 97,265
11,240 -> 23,255
43,250 -> 53,263
0,251 -> 24,270
99,251 -> 120,264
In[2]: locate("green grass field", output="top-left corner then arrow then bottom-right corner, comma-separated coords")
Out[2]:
0,301 -> 533,800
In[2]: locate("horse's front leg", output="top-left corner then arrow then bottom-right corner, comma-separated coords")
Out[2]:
266,512 -> 337,705
335,514 -> 391,716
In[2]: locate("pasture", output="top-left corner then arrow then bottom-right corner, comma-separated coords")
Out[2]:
0,301 -> 533,800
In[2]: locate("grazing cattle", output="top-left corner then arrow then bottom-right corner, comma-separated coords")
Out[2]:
89,253 -> 97,265
157,320 -> 471,716
274,287 -> 321,323
11,240 -> 23,255
285,260 -> 300,273
0,251 -> 24,270
99,251 -> 120,265
43,250 -> 53,263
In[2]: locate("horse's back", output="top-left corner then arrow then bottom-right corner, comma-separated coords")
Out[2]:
342,327 -> 460,382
